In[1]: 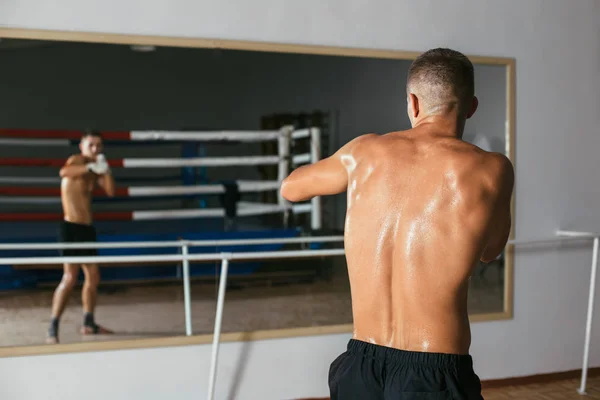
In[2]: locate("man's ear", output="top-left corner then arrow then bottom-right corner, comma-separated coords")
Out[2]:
409,93 -> 420,119
466,96 -> 479,119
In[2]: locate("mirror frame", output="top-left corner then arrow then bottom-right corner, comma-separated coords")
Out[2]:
0,27 -> 516,358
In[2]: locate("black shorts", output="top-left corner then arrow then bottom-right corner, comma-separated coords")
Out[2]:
329,339 -> 483,400
58,221 -> 98,257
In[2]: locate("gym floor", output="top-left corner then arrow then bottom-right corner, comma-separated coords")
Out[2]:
0,261 -> 503,347
298,376 -> 600,399
480,376 -> 600,399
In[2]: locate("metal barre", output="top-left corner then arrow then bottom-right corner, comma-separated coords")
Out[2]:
0,248 -> 345,265
0,235 -> 345,250
0,230 -> 596,251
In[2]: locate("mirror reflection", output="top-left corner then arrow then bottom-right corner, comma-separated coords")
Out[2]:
0,39 -> 511,349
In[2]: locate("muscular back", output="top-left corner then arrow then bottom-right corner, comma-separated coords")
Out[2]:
343,131 -> 512,354
61,155 -> 97,224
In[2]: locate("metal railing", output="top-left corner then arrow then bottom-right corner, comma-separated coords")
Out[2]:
0,230 -> 597,398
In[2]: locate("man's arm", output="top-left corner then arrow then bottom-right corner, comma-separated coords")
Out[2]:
59,155 -> 89,178
97,173 -> 116,197
280,134 -> 375,202
481,155 -> 515,263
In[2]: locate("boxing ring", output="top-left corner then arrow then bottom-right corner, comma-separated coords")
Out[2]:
0,230 -> 597,398
0,125 -> 328,287
0,126 -> 322,227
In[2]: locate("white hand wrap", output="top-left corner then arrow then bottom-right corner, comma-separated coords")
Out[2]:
87,154 -> 110,175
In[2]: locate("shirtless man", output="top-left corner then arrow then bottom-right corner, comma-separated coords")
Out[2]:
47,130 -> 116,344
281,48 -> 514,399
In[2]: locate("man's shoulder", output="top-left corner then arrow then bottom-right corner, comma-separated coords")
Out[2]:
465,150 -> 514,192
487,152 -> 514,189
478,151 -> 513,177
351,133 -> 380,144
455,141 -> 511,167
65,154 -> 86,164
340,133 -> 381,154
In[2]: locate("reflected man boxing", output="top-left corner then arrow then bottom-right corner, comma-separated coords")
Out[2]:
47,130 -> 116,344
281,48 -> 514,399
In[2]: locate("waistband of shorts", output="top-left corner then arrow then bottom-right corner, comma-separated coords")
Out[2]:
62,220 -> 94,228
347,339 -> 473,368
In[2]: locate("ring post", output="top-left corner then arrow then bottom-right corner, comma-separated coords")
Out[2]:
207,254 -> 231,400
310,127 -> 322,230
578,236 -> 599,395
278,126 -> 292,226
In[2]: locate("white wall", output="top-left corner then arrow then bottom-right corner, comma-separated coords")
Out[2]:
1,1 -> 600,400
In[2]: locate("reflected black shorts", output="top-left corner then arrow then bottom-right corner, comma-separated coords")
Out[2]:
58,221 -> 98,257
329,339 -> 483,399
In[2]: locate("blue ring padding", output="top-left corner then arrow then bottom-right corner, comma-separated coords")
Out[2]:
0,226 -> 325,290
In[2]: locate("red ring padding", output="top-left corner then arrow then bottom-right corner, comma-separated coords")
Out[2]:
0,129 -> 131,140
0,212 -> 133,221
0,158 -> 123,167
0,187 -> 128,196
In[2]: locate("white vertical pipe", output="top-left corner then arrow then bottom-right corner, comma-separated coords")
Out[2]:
207,256 -> 230,400
578,237 -> 599,395
309,127 -> 322,230
181,243 -> 192,336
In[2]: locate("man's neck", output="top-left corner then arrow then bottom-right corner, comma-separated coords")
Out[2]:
412,114 -> 465,139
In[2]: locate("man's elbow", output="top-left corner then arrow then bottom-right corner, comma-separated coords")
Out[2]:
104,182 -> 116,197
480,252 -> 500,264
280,180 -> 303,202
480,235 -> 509,263
280,181 -> 295,202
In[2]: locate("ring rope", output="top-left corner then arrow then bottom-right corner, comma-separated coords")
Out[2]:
0,154 -> 311,168
0,128 -> 305,143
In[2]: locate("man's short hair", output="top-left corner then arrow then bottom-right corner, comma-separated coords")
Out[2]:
82,129 -> 102,140
407,48 -> 475,112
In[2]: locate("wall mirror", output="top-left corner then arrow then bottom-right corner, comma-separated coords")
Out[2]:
0,32 -> 515,356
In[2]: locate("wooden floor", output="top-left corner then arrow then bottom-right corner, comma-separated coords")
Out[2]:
299,375 -> 600,399
482,376 -> 599,399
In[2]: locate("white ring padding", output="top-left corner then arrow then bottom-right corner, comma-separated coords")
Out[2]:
131,201 -> 311,220
131,130 -> 283,142
290,128 -> 311,140
123,155 -> 281,168
129,180 -> 281,196
0,138 -> 71,146
292,153 -> 311,165
0,177 -> 60,184
0,235 -> 344,250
